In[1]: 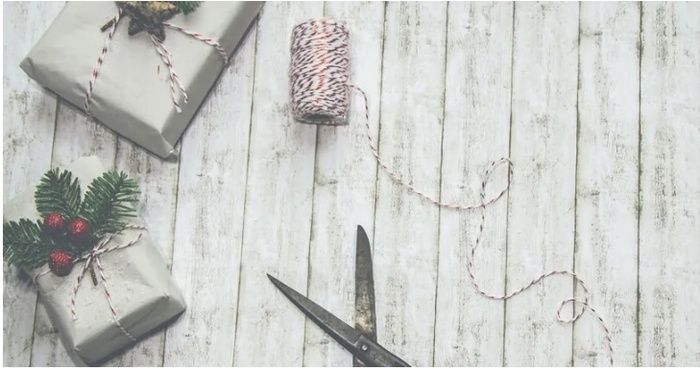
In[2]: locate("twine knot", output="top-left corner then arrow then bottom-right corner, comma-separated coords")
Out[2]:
34,224 -> 147,342
84,6 -> 229,115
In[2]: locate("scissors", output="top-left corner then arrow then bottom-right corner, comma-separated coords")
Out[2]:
267,225 -> 411,367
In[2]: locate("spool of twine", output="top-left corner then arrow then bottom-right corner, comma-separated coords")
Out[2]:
290,18 -> 350,125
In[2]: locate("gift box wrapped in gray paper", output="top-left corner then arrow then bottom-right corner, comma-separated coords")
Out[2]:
3,156 -> 186,365
20,2 -> 263,158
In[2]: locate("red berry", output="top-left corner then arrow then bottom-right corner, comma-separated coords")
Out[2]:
48,249 -> 74,276
43,213 -> 66,233
67,217 -> 91,243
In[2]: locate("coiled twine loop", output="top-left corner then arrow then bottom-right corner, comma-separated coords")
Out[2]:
290,18 -> 350,125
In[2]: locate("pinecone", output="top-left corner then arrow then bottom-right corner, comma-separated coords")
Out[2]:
67,217 -> 92,243
43,213 -> 66,234
48,249 -> 74,276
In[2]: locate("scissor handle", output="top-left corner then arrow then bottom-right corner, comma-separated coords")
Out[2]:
353,335 -> 411,367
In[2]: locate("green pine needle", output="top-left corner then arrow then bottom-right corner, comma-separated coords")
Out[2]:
80,170 -> 140,240
3,219 -> 54,269
170,1 -> 200,15
35,169 -> 81,219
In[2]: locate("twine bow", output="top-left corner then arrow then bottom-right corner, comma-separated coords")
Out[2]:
34,224 -> 146,342
84,6 -> 229,115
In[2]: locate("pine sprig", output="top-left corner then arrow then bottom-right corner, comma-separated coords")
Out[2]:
80,171 -> 140,239
35,169 -> 81,219
170,1 -> 200,15
3,219 -> 55,269
4,168 -> 141,272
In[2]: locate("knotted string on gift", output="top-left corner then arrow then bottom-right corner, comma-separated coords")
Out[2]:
290,18 -> 614,365
84,7 -> 229,114
34,224 -> 146,342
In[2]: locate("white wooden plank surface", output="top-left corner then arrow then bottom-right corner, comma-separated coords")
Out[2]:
574,2 -> 640,366
162,21 -> 257,366
505,2 -> 579,366
2,2 -> 63,366
302,2 -> 385,367
433,2 -> 513,366
231,2 -> 322,366
638,2 -> 700,366
4,2 -> 700,367
372,2 -> 447,366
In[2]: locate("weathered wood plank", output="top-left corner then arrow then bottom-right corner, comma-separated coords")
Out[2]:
574,2 -> 641,366
638,2 -> 700,366
231,2 -> 322,366
1,4 -> 63,200
433,2 -> 513,366
504,2 -> 579,366
30,99 -> 119,367
104,140 -> 181,366
161,20 -> 258,366
2,1 -> 63,366
302,2 -> 385,367
372,2 -> 447,366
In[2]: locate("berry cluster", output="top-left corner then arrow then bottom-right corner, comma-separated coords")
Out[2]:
43,213 -> 92,276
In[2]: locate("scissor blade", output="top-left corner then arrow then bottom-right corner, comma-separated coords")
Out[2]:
355,225 -> 377,367
267,274 -> 361,350
355,225 -> 377,341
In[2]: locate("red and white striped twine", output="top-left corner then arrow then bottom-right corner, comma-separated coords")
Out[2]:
150,34 -> 189,113
163,22 -> 229,64
34,224 -> 146,343
290,18 -> 614,365
468,170 -> 614,365
84,10 -> 229,115
84,9 -> 122,113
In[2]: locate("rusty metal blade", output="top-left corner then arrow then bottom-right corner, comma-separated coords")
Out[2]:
354,225 -> 377,366
267,274 -> 361,349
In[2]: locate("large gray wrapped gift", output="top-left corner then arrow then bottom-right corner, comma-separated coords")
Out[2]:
3,156 -> 186,365
20,2 -> 263,158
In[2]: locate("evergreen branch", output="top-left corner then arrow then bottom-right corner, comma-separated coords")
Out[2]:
3,219 -> 56,269
80,171 -> 140,239
35,168 -> 81,219
170,1 -> 200,15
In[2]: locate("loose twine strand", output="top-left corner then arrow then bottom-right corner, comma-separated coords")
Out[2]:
291,18 -> 613,365
84,10 -> 229,114
34,224 -> 146,343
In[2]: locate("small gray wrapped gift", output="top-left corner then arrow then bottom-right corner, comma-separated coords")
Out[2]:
20,2 -> 263,158
3,156 -> 186,365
